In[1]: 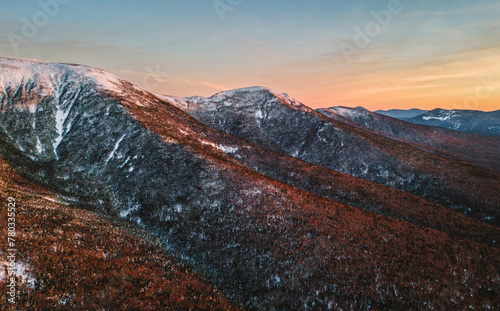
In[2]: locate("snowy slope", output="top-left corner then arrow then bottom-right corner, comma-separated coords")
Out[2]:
405,108 -> 500,136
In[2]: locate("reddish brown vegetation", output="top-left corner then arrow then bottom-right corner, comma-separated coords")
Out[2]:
0,156 -> 239,310
117,92 -> 500,310
0,64 -> 498,309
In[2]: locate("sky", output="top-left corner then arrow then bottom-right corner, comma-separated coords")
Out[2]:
0,0 -> 499,111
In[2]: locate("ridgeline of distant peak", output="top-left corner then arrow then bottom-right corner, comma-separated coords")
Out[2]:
376,108 -> 427,119
404,108 -> 500,136
375,107 -> 500,136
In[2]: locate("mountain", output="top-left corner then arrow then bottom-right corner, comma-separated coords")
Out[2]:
160,88 -> 500,227
0,156 -> 239,310
1,58 -> 499,309
318,106 -> 500,172
404,108 -> 500,136
161,96 -> 500,247
376,108 -> 427,119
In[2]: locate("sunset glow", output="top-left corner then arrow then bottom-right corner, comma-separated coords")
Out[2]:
1,0 -> 499,111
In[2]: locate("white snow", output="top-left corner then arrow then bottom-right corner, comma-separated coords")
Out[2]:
104,134 -> 126,165
28,104 -> 37,114
255,109 -> 263,118
330,106 -> 366,119
158,94 -> 190,110
201,140 -> 239,154
0,57 -> 130,106
423,115 -> 451,121
0,260 -> 36,289
118,156 -> 131,168
218,144 -> 238,154
316,125 -> 329,143
212,86 -> 273,99
422,110 -> 455,122
120,203 -> 140,218
205,86 -> 312,112
86,68 -> 125,93
201,140 -> 218,148
36,137 -> 44,153
52,102 -> 74,158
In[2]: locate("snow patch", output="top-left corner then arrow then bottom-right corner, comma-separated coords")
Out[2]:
120,204 -> 141,218
87,68 -> 125,94
201,140 -> 219,150
218,144 -> 238,154
0,260 -> 36,289
201,140 -> 239,154
36,137 -> 44,154
52,99 -> 75,159
28,104 -> 37,114
212,86 -> 273,99
422,110 -> 455,122
244,189 -> 262,197
104,134 -> 126,165
255,109 -> 263,119
159,94 -> 191,110
329,106 -> 367,119
423,115 -> 451,121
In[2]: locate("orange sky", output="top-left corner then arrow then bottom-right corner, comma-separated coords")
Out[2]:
2,1 -> 499,111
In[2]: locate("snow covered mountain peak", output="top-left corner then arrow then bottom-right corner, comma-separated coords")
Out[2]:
210,86 -> 275,98
209,86 -> 311,111
0,57 -> 152,162
0,57 -> 130,100
157,85 -> 313,117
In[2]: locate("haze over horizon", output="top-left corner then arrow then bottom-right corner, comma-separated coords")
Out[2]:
1,0 -> 499,111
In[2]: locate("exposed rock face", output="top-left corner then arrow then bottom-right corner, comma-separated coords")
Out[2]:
1,58 -> 499,310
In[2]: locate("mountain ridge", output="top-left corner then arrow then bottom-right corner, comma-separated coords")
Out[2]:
318,106 -> 500,171
375,107 -> 500,136
160,87 -> 500,226
1,57 -> 499,309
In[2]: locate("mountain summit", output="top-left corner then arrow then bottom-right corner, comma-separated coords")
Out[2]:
1,58 -> 499,310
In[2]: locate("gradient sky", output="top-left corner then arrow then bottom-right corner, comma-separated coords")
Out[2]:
1,0 -> 499,111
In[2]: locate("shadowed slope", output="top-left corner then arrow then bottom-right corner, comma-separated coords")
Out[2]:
0,155 -> 240,310
319,106 -> 500,171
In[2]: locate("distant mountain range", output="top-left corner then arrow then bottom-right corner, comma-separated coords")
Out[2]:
376,108 -> 500,136
376,108 -> 427,119
1,57 -> 499,310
